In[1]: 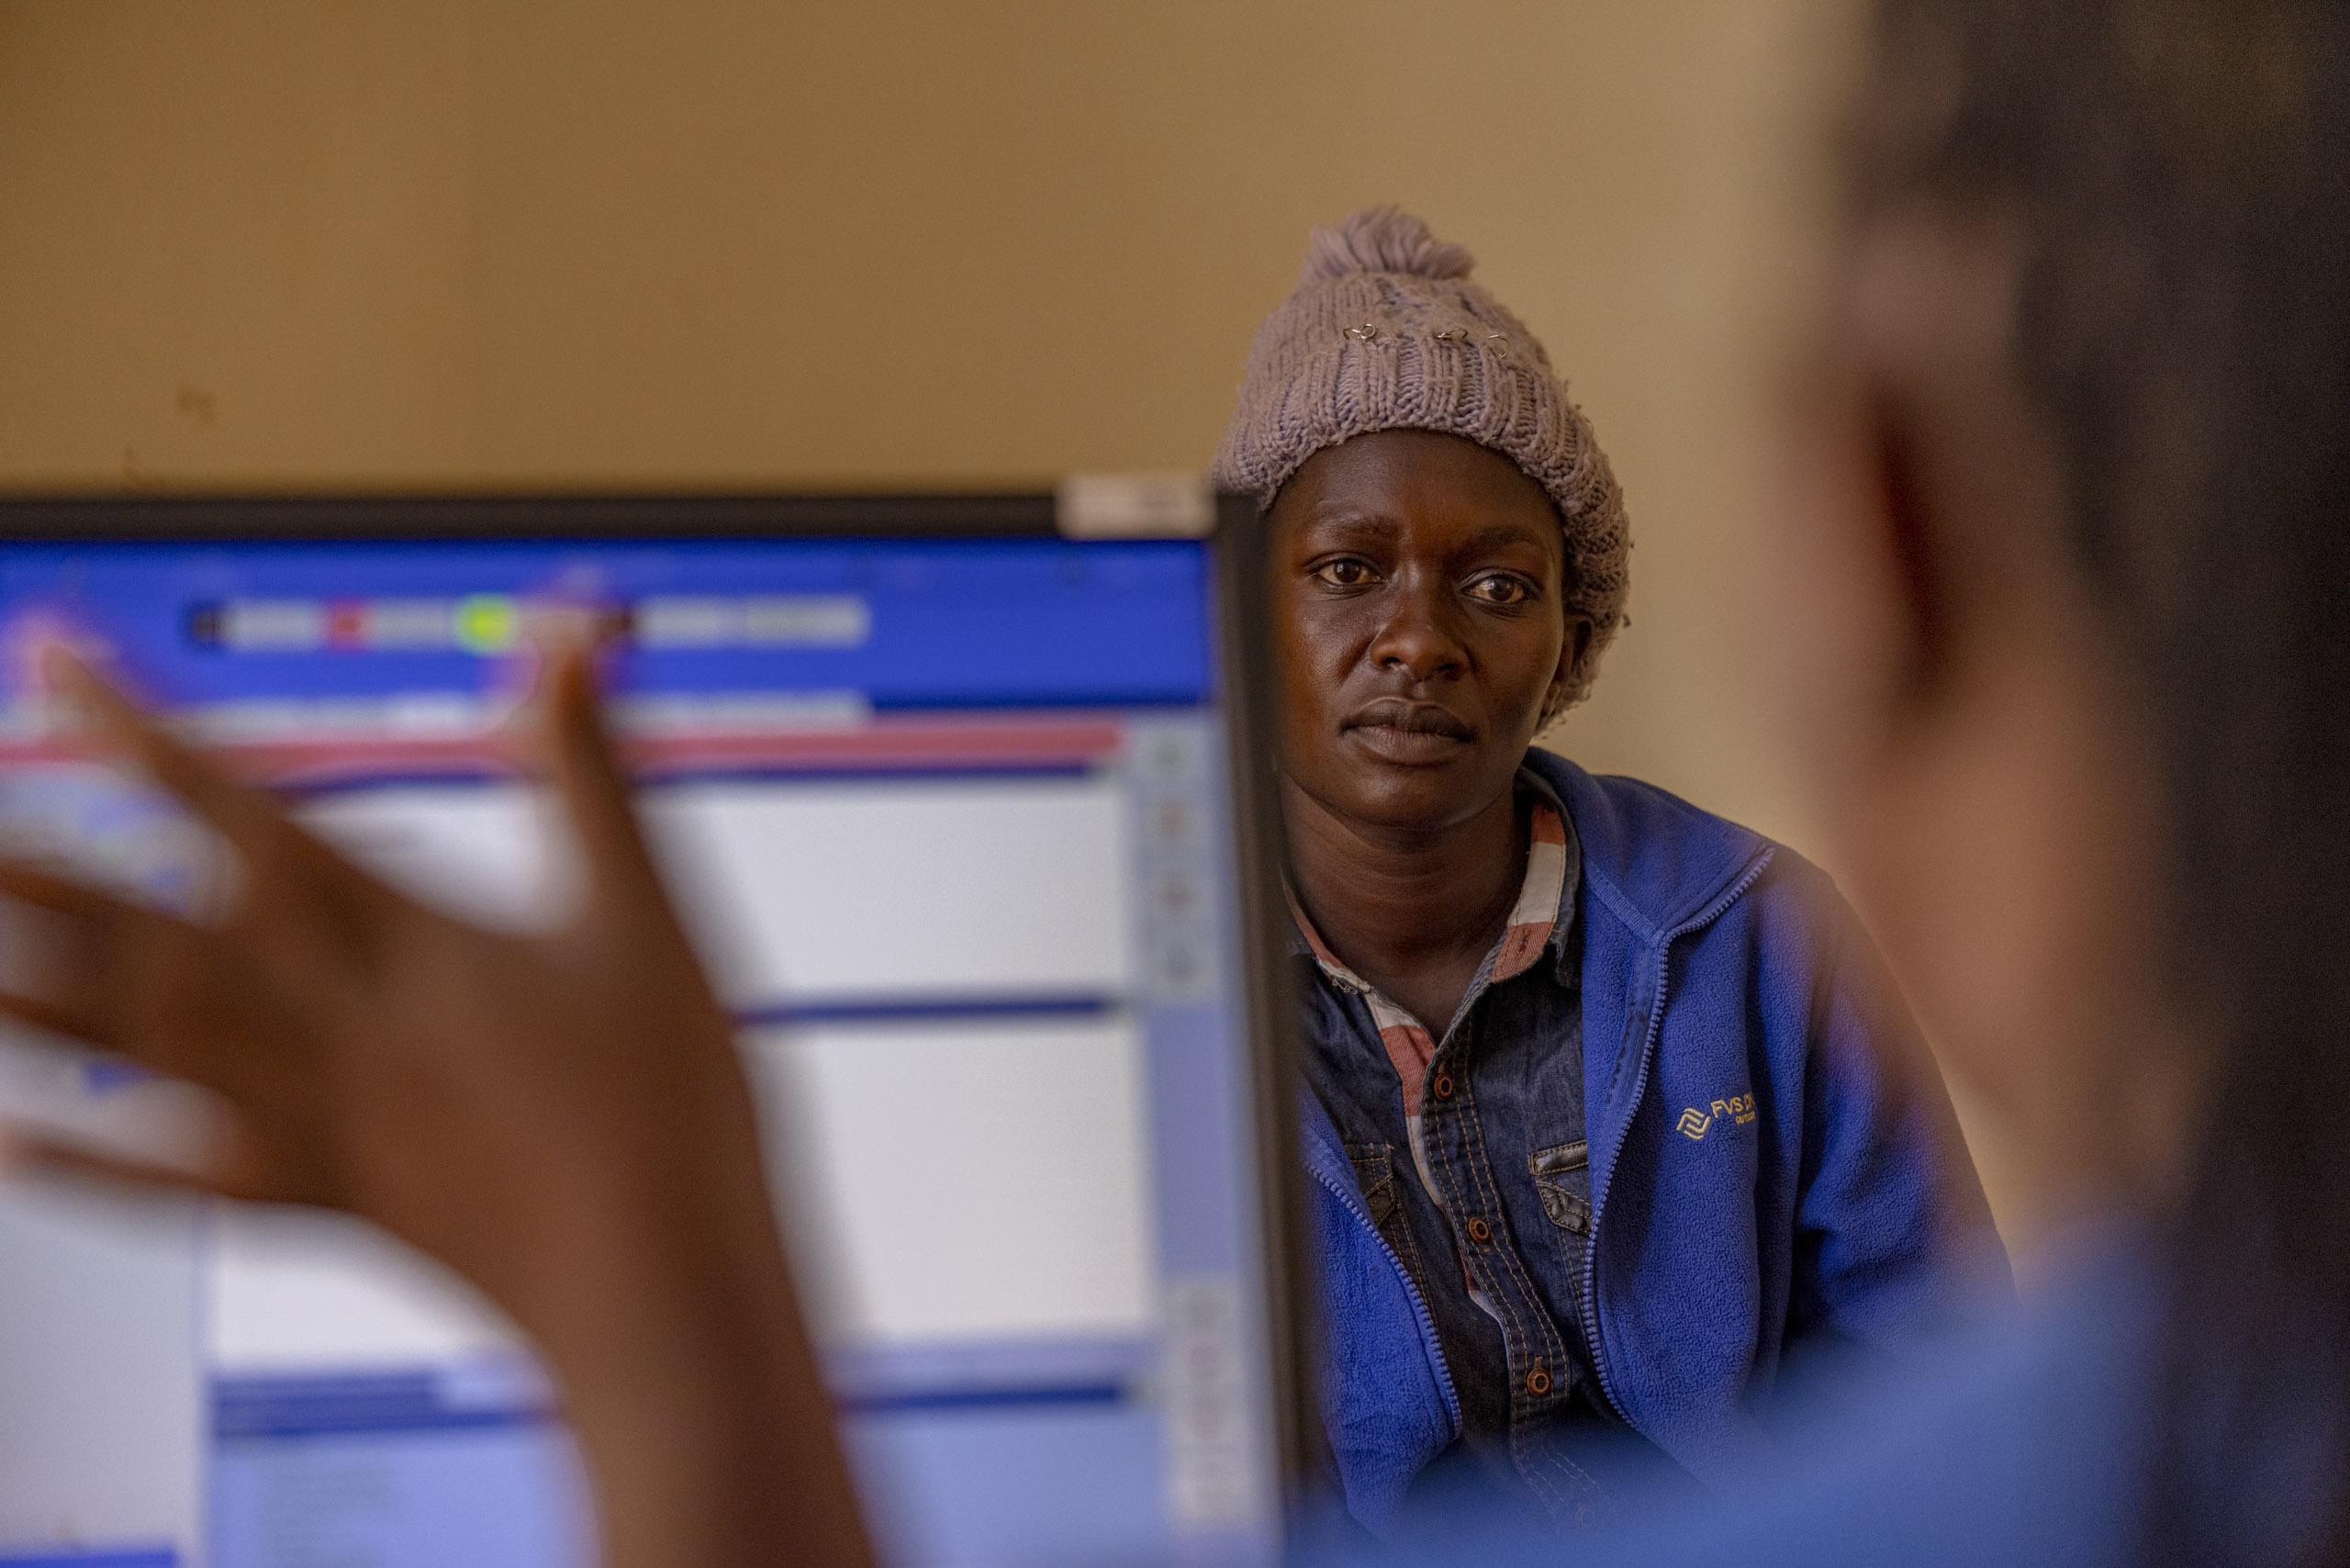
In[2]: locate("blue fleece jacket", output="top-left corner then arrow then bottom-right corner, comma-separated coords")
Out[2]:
1302,752 -> 2006,1532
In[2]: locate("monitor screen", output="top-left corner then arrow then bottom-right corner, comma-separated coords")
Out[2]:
0,515 -> 1285,1568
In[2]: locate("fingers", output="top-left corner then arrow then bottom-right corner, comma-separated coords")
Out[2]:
0,861 -> 157,1050
0,856 -> 149,926
0,863 -> 254,1095
0,1122 -> 243,1204
529,619 -> 667,908
38,650 -> 382,942
41,649 -> 285,857
0,988 -> 98,1045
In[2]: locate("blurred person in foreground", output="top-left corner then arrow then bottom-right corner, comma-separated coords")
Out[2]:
1216,205 -> 1999,1534
5,1 -> 2350,1566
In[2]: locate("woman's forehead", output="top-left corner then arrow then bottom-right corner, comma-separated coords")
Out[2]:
1289,509 -> 1561,559
1288,430 -> 1549,500
1277,432 -> 1562,546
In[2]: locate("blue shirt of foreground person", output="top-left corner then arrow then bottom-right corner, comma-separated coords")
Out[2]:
1214,208 -> 2007,1532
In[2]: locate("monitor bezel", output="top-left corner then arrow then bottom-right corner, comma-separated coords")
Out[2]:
0,492 -> 1068,541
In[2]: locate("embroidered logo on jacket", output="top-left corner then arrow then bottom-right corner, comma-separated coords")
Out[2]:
1676,1093 -> 1757,1140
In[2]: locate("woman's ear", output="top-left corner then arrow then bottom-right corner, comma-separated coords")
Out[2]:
1775,204 -> 2203,1231
1777,202 -> 2057,765
1864,389 -> 1954,703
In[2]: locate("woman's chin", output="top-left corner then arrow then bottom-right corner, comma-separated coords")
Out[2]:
1320,774 -> 1512,837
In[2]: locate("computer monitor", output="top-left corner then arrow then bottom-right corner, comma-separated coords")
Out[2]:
0,490 -> 1305,1568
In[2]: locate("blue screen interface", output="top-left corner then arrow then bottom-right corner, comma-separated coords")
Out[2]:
0,532 -> 1280,1568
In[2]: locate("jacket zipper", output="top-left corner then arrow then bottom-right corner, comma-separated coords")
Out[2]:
1305,1156 -> 1464,1433
1576,850 -> 1775,1427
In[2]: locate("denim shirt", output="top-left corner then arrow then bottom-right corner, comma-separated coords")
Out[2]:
1293,769 -> 1655,1524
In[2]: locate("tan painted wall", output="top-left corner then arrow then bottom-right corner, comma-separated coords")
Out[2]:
1,1 -> 2031,1228
0,0 -> 1862,834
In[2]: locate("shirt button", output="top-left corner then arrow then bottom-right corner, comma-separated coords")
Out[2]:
1465,1216 -> 1492,1244
1431,1073 -> 1455,1100
1527,1364 -> 1552,1396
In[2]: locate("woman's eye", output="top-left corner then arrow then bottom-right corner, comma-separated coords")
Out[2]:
1313,560 -> 1377,588
1468,574 -> 1530,605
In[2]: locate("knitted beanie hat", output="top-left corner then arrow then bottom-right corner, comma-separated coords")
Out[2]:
1212,207 -> 1629,713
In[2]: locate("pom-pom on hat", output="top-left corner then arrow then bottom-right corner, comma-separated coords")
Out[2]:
1213,207 -> 1629,714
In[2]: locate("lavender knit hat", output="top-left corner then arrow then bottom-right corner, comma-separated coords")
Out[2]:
1212,207 -> 1630,713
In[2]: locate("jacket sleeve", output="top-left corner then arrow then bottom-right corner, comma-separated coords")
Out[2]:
1775,865 -> 2011,1350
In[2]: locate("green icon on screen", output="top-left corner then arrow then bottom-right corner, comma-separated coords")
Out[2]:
453,595 -> 518,655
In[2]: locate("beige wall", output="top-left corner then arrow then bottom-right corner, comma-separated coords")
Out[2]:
0,0 -> 1861,838
1,0 -> 2030,1227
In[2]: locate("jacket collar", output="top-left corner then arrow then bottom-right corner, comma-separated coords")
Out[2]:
1276,749 -> 1769,967
1520,747 -> 1774,945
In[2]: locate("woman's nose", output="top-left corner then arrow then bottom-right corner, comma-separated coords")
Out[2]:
1367,585 -> 1467,681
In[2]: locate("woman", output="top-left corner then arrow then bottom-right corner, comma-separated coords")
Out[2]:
1212,207 -> 2001,1529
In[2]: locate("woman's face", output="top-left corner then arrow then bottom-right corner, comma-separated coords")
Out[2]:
1270,430 -> 1581,835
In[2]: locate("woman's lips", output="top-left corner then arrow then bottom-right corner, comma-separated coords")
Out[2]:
1348,723 -> 1473,764
1342,700 -> 1475,764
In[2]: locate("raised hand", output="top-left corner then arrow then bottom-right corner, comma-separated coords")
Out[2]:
0,629 -> 871,1568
